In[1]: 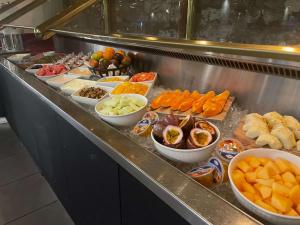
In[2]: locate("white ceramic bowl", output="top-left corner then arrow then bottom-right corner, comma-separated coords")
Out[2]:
71,85 -> 112,106
228,148 -> 300,225
95,94 -> 147,127
96,76 -> 129,87
151,122 -> 220,163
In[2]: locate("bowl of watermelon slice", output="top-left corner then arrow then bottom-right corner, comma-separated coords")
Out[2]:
35,64 -> 68,80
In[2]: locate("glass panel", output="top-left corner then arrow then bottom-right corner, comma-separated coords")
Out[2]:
61,1 -> 105,35
192,0 -> 300,45
110,0 -> 187,38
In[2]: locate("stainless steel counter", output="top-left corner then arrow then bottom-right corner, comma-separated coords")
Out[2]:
0,58 -> 262,225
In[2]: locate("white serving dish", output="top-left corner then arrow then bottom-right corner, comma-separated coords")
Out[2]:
71,85 -> 113,106
111,81 -> 152,97
151,122 -> 220,163
7,53 -> 31,63
67,66 -> 93,79
95,94 -> 148,127
129,72 -> 158,84
46,75 -> 77,88
228,148 -> 300,225
96,75 -> 129,87
25,64 -> 49,74
60,79 -> 97,95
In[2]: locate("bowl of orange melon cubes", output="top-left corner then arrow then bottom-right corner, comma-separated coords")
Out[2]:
228,148 -> 300,225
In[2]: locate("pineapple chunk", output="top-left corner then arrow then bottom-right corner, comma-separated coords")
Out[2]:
255,199 -> 277,213
297,204 -> 300,214
242,181 -> 256,194
257,185 -> 272,199
237,160 -> 251,173
257,167 -> 270,179
282,171 -> 297,184
265,161 -> 280,176
271,193 -> 293,213
248,157 -> 261,169
272,182 -> 290,197
285,208 -> 299,216
256,179 -> 274,187
274,158 -> 291,174
232,170 -> 245,191
242,192 -> 254,202
289,185 -> 300,205
258,157 -> 271,166
245,172 -> 256,183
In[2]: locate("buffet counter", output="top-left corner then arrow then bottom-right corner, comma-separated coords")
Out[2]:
0,58 -> 260,225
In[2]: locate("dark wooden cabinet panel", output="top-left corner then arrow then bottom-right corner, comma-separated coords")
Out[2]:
56,116 -> 121,225
119,168 -> 191,225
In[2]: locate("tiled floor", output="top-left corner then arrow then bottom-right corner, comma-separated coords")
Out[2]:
0,118 -> 74,225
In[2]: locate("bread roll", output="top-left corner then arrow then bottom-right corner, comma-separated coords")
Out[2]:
245,125 -> 269,139
271,124 -> 296,150
297,140 -> 300,151
255,134 -> 283,149
263,111 -> 285,128
284,115 -> 300,139
245,113 -> 264,124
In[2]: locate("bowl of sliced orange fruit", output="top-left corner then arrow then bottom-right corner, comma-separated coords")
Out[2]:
229,148 -> 300,225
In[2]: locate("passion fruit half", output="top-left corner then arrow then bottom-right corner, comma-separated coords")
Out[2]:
188,128 -> 212,148
179,114 -> 195,133
163,125 -> 184,148
195,120 -> 216,137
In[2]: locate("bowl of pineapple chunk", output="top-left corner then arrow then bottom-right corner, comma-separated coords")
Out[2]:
229,148 -> 300,225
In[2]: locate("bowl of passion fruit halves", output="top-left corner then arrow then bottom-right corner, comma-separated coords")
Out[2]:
151,114 -> 220,163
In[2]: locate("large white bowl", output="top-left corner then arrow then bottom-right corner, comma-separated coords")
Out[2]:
228,148 -> 300,225
95,94 -> 147,127
151,122 -> 220,163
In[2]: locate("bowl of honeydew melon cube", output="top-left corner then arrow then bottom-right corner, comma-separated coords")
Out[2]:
228,148 -> 300,225
95,94 -> 148,127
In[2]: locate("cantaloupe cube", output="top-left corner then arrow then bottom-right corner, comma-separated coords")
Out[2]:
242,192 -> 254,202
257,185 -> 272,199
245,172 -> 256,183
254,192 -> 262,201
257,167 -> 270,179
291,164 -> 300,176
255,199 -> 278,213
296,176 -> 300,184
282,171 -> 297,184
271,193 -> 293,213
274,158 -> 291,174
274,174 -> 282,181
256,179 -> 274,187
244,156 -> 256,163
296,203 -> 300,214
265,161 -> 280,176
285,208 -> 299,216
237,160 -> 251,173
289,185 -> 300,205
249,157 -> 261,169
264,197 -> 272,205
258,157 -> 271,166
284,182 -> 295,188
242,181 -> 256,194
272,182 -> 290,197
232,170 -> 245,190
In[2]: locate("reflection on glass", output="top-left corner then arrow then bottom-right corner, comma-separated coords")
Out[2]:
62,1 -> 104,34
192,0 -> 300,45
110,0 -> 187,38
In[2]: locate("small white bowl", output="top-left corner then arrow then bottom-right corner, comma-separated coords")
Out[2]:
71,85 -> 112,106
151,122 -> 220,163
95,94 -> 147,127
228,148 -> 300,225
129,72 -> 158,84
112,82 -> 152,97
96,76 -> 129,87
